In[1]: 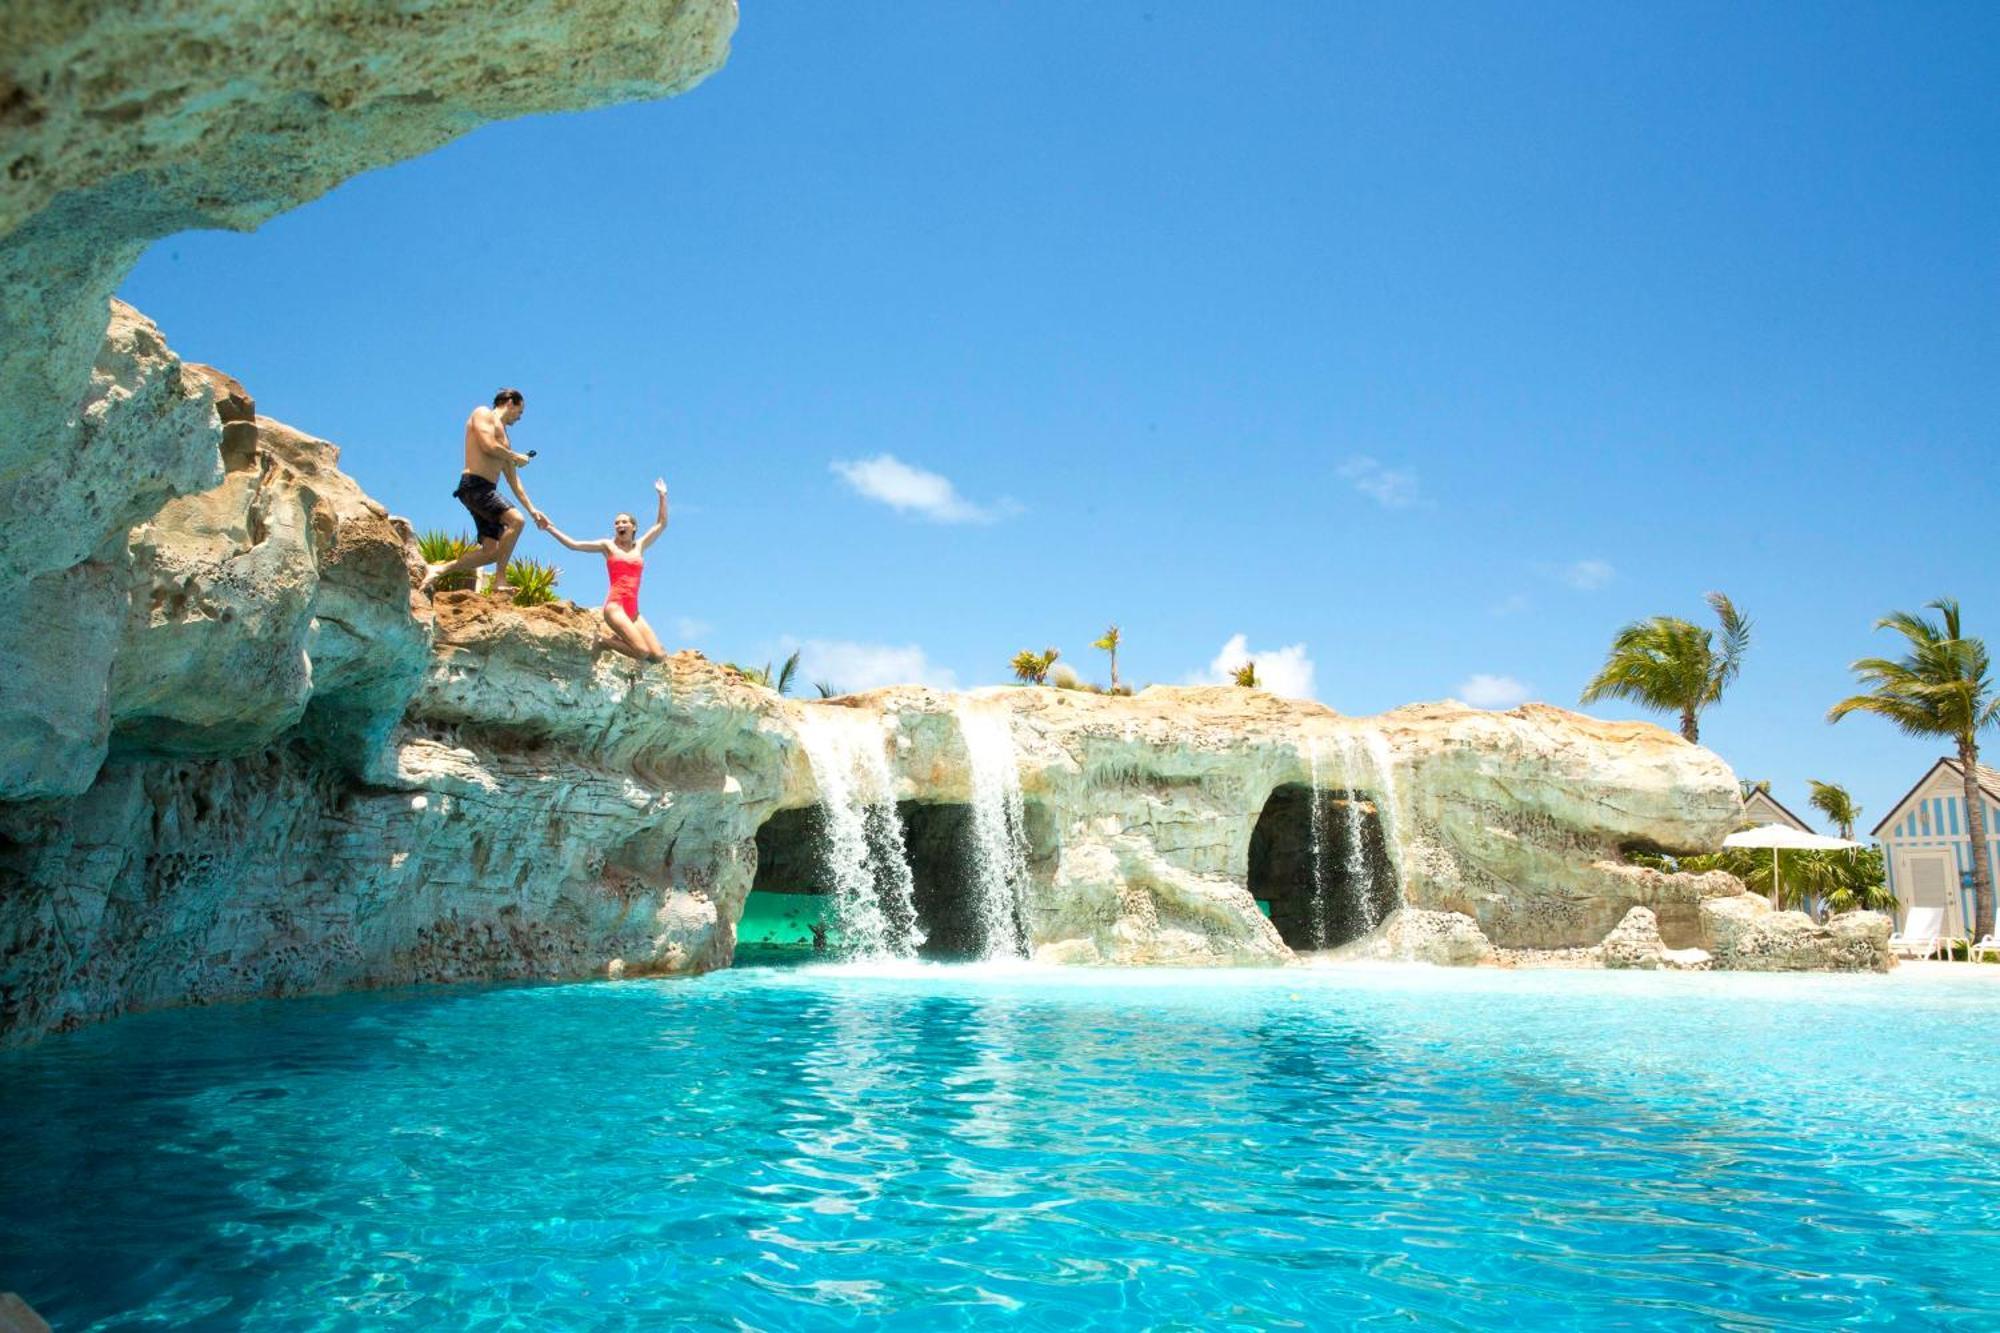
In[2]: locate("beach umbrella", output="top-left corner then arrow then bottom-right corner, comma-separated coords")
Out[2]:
1722,823 -> 1864,908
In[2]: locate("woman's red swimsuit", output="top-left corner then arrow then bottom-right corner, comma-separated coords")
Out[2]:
604,548 -> 643,618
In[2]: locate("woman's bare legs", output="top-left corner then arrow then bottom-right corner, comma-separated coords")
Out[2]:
601,604 -> 664,662
632,615 -> 669,660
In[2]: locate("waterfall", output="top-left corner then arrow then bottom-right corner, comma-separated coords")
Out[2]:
956,702 -> 1032,959
793,709 -> 924,960
1304,738 -> 1332,949
1362,728 -> 1408,899
1326,732 -> 1378,934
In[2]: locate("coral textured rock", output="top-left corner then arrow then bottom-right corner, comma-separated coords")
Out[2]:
1698,896 -> 1893,973
0,305 -> 1765,1043
0,0 -> 737,579
1601,906 -> 1667,969
1377,908 -> 1496,966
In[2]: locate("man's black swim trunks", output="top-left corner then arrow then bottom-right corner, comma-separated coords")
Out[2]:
453,473 -> 516,542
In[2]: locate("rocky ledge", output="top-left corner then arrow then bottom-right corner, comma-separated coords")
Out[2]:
0,307 -> 1895,1046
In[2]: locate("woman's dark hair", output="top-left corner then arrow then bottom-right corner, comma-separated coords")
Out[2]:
493,387 -> 525,407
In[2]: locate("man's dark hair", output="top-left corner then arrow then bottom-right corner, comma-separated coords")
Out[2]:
494,388 -> 525,407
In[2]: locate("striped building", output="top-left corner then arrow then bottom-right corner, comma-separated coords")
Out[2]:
1875,758 -> 2000,938
1742,788 -> 1813,833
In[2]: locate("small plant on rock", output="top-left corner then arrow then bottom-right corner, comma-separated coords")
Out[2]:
1092,624 -> 1122,692
1011,647 -> 1060,685
504,558 -> 562,607
1232,661 -> 1259,688
418,529 -> 476,592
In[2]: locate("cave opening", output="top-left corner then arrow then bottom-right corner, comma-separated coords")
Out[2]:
746,801 -> 1008,962
1247,783 -> 1399,951
744,804 -> 844,962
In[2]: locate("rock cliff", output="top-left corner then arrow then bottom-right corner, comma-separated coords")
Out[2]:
0,6 -> 1887,1045
0,0 -> 737,603
0,306 -> 1794,1045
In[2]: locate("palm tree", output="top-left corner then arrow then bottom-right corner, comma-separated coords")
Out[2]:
1092,624 -> 1122,693
1010,647 -> 1060,685
1579,592 -> 1751,743
1807,780 -> 1861,839
1829,598 -> 1998,937
1738,778 -> 1771,801
1232,661 -> 1259,688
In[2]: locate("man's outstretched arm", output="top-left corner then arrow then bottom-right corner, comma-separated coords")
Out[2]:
501,463 -> 544,526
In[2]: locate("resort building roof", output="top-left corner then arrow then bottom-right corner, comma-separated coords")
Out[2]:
1871,757 -> 2000,838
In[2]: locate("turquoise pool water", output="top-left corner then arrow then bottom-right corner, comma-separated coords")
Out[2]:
3,963 -> 1998,1328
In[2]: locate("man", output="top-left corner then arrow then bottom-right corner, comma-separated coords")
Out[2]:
422,388 -> 546,596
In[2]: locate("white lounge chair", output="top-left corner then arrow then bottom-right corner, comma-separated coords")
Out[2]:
1970,933 -> 2000,964
1889,907 -> 1946,961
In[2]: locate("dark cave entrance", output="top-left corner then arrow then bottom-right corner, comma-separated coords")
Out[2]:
896,801 -> 988,961
745,805 -> 835,960
749,801 -> 1031,961
1248,783 -> 1399,951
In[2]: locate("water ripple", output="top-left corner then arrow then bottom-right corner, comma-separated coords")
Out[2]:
1,965 -> 1998,1328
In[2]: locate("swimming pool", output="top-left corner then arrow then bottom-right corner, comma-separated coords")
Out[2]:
3,964 -> 1996,1328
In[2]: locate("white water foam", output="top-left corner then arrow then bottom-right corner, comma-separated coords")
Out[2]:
1304,737 -> 1332,949
793,709 -> 924,961
956,702 -> 1033,959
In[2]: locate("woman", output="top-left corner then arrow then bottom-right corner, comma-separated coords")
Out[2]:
538,479 -> 670,662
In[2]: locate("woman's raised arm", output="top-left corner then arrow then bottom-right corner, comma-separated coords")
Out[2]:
640,479 -> 669,550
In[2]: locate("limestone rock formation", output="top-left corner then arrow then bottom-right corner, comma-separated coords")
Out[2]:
1600,905 -> 1714,971
0,0 -> 737,606
1379,909 -> 1496,966
0,306 -> 1770,1044
1698,896 -> 1892,973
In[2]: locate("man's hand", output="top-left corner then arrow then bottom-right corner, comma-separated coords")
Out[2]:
654,478 -> 667,496
512,450 -> 533,467
531,510 -> 549,529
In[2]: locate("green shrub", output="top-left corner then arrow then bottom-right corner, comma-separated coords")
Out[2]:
418,529 -> 477,592
504,558 -> 561,607
1010,647 -> 1060,685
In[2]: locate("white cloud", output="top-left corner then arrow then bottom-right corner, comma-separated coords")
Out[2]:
1557,558 -> 1615,591
1188,633 -> 1317,700
829,454 -> 1014,524
1337,456 -> 1421,510
1456,674 -> 1534,709
784,637 -> 958,692
1489,593 -> 1532,617
674,616 -> 713,642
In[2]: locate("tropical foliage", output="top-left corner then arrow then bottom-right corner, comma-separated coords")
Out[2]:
1807,780 -> 1862,839
1232,661 -> 1259,688
1580,591 -> 1750,742
503,558 -> 561,607
730,649 -> 802,694
417,529 -> 477,592
1092,624 -> 1122,693
1011,647 -> 1060,685
1829,597 -> 1998,936
814,681 -> 840,698
1629,845 -> 1891,915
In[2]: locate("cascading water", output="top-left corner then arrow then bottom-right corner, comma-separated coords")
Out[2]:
1361,728 -> 1408,898
793,709 -> 924,960
1303,738 -> 1332,949
955,702 -> 1033,959
1327,732 -> 1379,934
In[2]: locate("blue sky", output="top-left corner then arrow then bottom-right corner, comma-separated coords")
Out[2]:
120,3 -> 1998,831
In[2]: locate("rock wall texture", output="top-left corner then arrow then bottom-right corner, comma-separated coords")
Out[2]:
0,0 -> 736,591
0,308 -> 1901,1045
0,8 -> 1886,1042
